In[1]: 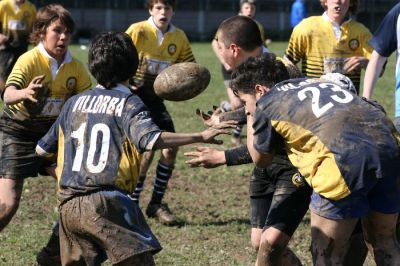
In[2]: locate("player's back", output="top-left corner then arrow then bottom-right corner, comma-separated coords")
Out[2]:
48,85 -> 160,203
255,78 -> 400,200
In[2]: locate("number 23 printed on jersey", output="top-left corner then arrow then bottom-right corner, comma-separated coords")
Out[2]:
297,83 -> 354,118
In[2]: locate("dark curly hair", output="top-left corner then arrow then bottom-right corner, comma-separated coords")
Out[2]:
230,53 -> 289,96
89,32 -> 139,89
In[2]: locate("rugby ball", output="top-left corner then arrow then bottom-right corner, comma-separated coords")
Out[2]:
154,62 -> 211,101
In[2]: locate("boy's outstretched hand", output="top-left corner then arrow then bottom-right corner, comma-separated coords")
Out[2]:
184,146 -> 226,168
200,120 -> 237,144
196,106 -> 224,128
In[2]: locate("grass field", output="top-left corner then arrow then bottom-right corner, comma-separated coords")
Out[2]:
0,42 -> 395,265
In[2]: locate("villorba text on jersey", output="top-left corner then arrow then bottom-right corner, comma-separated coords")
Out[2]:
72,95 -> 126,117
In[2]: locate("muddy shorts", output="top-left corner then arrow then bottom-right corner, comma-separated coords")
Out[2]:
310,173 -> 400,219
0,118 -> 51,179
59,190 -> 162,265
250,163 -> 312,237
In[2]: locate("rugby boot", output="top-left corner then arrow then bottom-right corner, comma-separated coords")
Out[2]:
146,203 -> 177,226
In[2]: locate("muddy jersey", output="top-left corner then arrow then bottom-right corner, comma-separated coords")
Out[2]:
368,3 -> 400,117
37,84 -> 161,203
2,44 -> 92,133
126,18 -> 195,90
0,0 -> 36,49
285,15 -> 372,92
252,78 -> 400,200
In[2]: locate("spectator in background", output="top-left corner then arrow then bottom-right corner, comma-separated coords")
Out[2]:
290,0 -> 306,28
0,0 -> 36,90
363,3 -> 400,132
285,0 -> 372,94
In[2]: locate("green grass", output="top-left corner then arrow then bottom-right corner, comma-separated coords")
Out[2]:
0,42 -> 395,265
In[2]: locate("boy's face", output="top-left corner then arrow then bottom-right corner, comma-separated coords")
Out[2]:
149,2 -> 175,33
237,85 -> 268,116
237,91 -> 258,116
325,0 -> 350,24
216,31 -> 244,71
41,19 -> 71,62
240,3 -> 256,18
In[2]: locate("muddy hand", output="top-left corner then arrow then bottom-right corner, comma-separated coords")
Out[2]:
184,146 -> 225,168
24,75 -> 45,103
196,106 -> 224,127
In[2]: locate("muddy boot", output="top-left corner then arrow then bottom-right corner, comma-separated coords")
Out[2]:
146,203 -> 177,226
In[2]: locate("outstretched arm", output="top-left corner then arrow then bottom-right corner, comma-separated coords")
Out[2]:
362,50 -> 387,99
153,121 -> 236,149
3,75 -> 45,104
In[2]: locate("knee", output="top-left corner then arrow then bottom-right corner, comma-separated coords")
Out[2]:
258,237 -> 285,263
162,147 -> 178,161
0,197 -> 20,228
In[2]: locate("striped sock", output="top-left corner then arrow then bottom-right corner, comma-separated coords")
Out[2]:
131,177 -> 145,202
149,161 -> 174,205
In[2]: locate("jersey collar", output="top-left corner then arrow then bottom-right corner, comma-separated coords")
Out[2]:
96,83 -> 132,94
147,17 -> 175,46
37,42 -> 72,80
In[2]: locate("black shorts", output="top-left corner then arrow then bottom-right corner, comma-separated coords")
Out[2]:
249,157 -> 312,237
59,190 -> 162,265
0,47 -> 26,83
0,117 -> 52,179
250,184 -> 311,237
135,84 -> 175,132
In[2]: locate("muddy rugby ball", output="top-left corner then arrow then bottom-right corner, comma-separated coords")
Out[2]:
154,62 -> 211,101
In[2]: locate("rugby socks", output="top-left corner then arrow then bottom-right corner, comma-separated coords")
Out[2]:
149,161 -> 174,205
131,177 -> 145,202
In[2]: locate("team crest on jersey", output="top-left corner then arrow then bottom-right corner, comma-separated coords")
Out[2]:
168,44 -> 177,55
24,11 -> 30,18
66,77 -> 77,90
348,39 -> 360,51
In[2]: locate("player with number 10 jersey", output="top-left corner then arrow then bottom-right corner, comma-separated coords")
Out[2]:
36,85 -> 161,204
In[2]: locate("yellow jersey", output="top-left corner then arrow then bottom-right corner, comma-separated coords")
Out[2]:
3,44 -> 92,133
0,0 -> 36,49
126,18 -> 195,87
285,15 -> 372,92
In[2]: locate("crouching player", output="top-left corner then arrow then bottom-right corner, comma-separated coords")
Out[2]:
35,32 -> 234,265
232,53 -> 400,265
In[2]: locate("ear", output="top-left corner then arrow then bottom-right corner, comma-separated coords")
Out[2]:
255,84 -> 269,97
230,43 -> 240,57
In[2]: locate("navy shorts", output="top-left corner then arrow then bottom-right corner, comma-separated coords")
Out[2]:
59,190 -> 162,265
310,173 -> 400,219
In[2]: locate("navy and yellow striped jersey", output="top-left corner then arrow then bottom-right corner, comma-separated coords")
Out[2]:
253,78 -> 400,200
285,15 -> 372,92
37,84 -> 161,203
